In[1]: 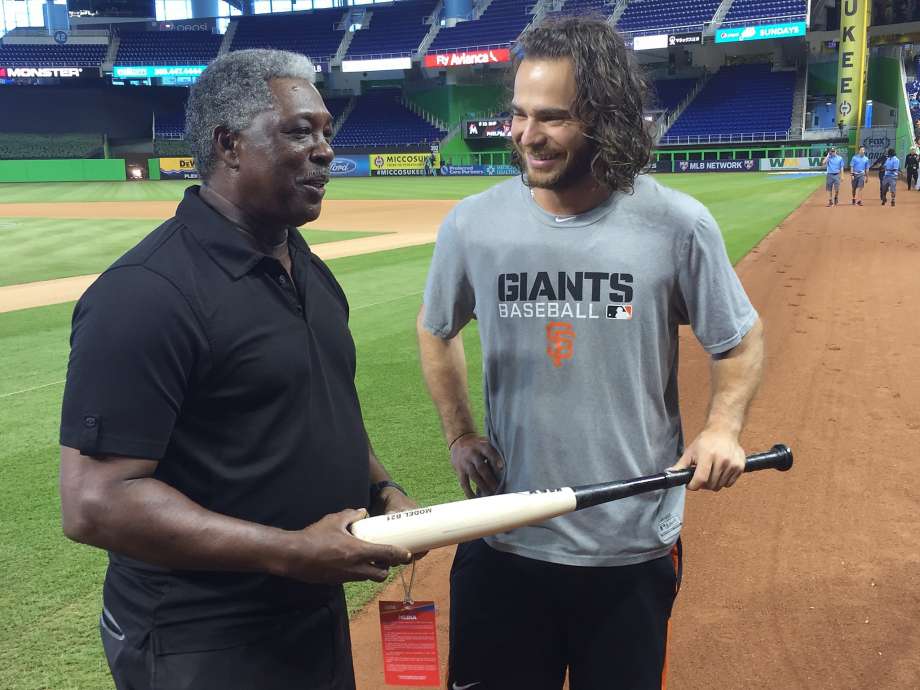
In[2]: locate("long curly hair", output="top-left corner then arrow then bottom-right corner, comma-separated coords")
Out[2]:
512,16 -> 653,194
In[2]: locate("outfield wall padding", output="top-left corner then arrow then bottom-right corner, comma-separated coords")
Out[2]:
0,159 -> 126,183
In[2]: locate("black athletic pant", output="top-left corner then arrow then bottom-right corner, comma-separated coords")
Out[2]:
100,590 -> 356,690
908,168 -> 918,189
448,539 -> 682,690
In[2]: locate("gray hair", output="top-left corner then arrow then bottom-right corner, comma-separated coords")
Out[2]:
186,49 -> 316,181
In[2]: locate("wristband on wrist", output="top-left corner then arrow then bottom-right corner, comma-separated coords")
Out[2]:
448,431 -> 475,450
369,480 -> 407,505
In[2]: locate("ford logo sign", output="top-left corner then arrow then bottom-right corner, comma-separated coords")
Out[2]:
330,158 -> 357,174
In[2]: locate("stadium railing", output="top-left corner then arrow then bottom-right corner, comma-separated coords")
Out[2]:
718,13 -> 807,28
658,131 -> 792,144
621,23 -> 710,38
424,42 -> 518,54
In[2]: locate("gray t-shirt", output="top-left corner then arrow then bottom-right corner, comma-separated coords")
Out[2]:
422,175 -> 758,566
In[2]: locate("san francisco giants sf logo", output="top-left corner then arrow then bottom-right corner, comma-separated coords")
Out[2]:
546,321 -> 575,367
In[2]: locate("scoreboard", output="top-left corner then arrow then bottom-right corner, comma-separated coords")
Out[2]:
464,119 -> 512,139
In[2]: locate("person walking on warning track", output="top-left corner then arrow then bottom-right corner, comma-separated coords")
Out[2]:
417,17 -> 765,690
905,147 -> 919,190
881,147 -> 900,206
58,49 -> 416,690
850,145 -> 870,206
823,146 -> 844,206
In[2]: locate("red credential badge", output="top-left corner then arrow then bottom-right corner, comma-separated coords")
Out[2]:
378,600 -> 440,686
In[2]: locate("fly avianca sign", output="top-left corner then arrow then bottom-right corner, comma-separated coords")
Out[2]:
423,48 -> 511,68
0,67 -> 85,78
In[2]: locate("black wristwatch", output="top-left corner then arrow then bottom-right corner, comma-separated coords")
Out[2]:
369,480 -> 408,505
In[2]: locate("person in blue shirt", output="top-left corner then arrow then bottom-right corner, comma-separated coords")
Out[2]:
881,147 -> 900,207
823,146 -> 845,206
849,145 -> 871,206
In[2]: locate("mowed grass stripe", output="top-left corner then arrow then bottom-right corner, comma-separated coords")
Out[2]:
0,174 -> 820,689
0,217 -> 382,287
0,177 -> 516,204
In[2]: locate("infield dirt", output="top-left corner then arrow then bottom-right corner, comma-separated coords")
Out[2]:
349,185 -> 920,689
0,199 -> 453,313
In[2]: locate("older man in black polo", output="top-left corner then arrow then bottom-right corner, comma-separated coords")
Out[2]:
59,49 -> 414,690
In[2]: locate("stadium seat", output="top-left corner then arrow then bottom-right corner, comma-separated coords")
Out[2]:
428,0 -> 533,52
230,10 -> 348,65
664,63 -> 795,141
651,77 -> 699,114
615,0 -> 721,33
0,44 -> 107,67
115,31 -> 223,66
721,0 -> 808,26
333,88 -> 445,147
346,0 -> 438,58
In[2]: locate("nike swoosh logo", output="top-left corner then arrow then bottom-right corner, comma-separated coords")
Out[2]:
555,216 -> 576,223
452,683 -> 482,689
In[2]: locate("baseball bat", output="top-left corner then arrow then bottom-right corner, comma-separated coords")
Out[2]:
351,444 -> 793,553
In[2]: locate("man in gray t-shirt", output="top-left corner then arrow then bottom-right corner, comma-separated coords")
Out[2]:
418,17 -> 764,690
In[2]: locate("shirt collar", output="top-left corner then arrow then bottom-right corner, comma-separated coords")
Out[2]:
176,186 -> 310,279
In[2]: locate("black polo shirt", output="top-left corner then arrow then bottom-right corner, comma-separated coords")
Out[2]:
60,186 -> 369,651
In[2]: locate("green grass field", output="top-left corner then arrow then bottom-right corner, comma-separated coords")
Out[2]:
0,218 -> 380,287
0,173 -> 820,689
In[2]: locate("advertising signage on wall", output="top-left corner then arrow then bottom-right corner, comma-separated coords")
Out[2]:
675,159 -> 758,172
329,156 -> 371,178
714,21 -> 807,43
159,157 -> 199,180
423,48 -> 512,68
0,66 -> 99,85
0,66 -> 86,78
465,119 -> 512,139
369,152 -> 440,176
633,32 -> 702,51
759,157 -> 826,171
341,57 -> 412,73
113,65 -> 207,78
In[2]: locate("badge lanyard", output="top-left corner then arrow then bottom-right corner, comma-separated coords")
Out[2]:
378,562 -> 440,687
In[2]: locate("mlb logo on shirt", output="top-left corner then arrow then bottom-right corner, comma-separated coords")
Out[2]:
606,305 -> 633,320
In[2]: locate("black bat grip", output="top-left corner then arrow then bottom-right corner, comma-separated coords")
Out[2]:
667,443 -> 794,486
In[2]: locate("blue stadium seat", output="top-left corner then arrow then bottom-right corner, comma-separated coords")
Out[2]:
230,10 -> 348,65
651,77 -> 698,113
545,0 -> 613,18
0,44 -> 107,67
664,63 -> 796,142
721,0 -> 807,25
429,0 -> 533,52
116,31 -> 222,66
615,0 -> 721,33
347,0 -> 438,58
333,88 -> 444,147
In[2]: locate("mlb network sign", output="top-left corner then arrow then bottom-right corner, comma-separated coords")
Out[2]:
715,21 -> 807,43
423,49 -> 511,68
676,159 -> 757,173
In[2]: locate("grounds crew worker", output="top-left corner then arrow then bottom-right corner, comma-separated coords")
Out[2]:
59,49 -> 414,690
418,17 -> 764,690
849,145 -> 870,205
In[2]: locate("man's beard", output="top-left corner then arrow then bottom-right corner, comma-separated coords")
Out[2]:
514,140 -> 597,191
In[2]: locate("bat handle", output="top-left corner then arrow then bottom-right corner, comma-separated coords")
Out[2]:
666,443 -> 794,486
